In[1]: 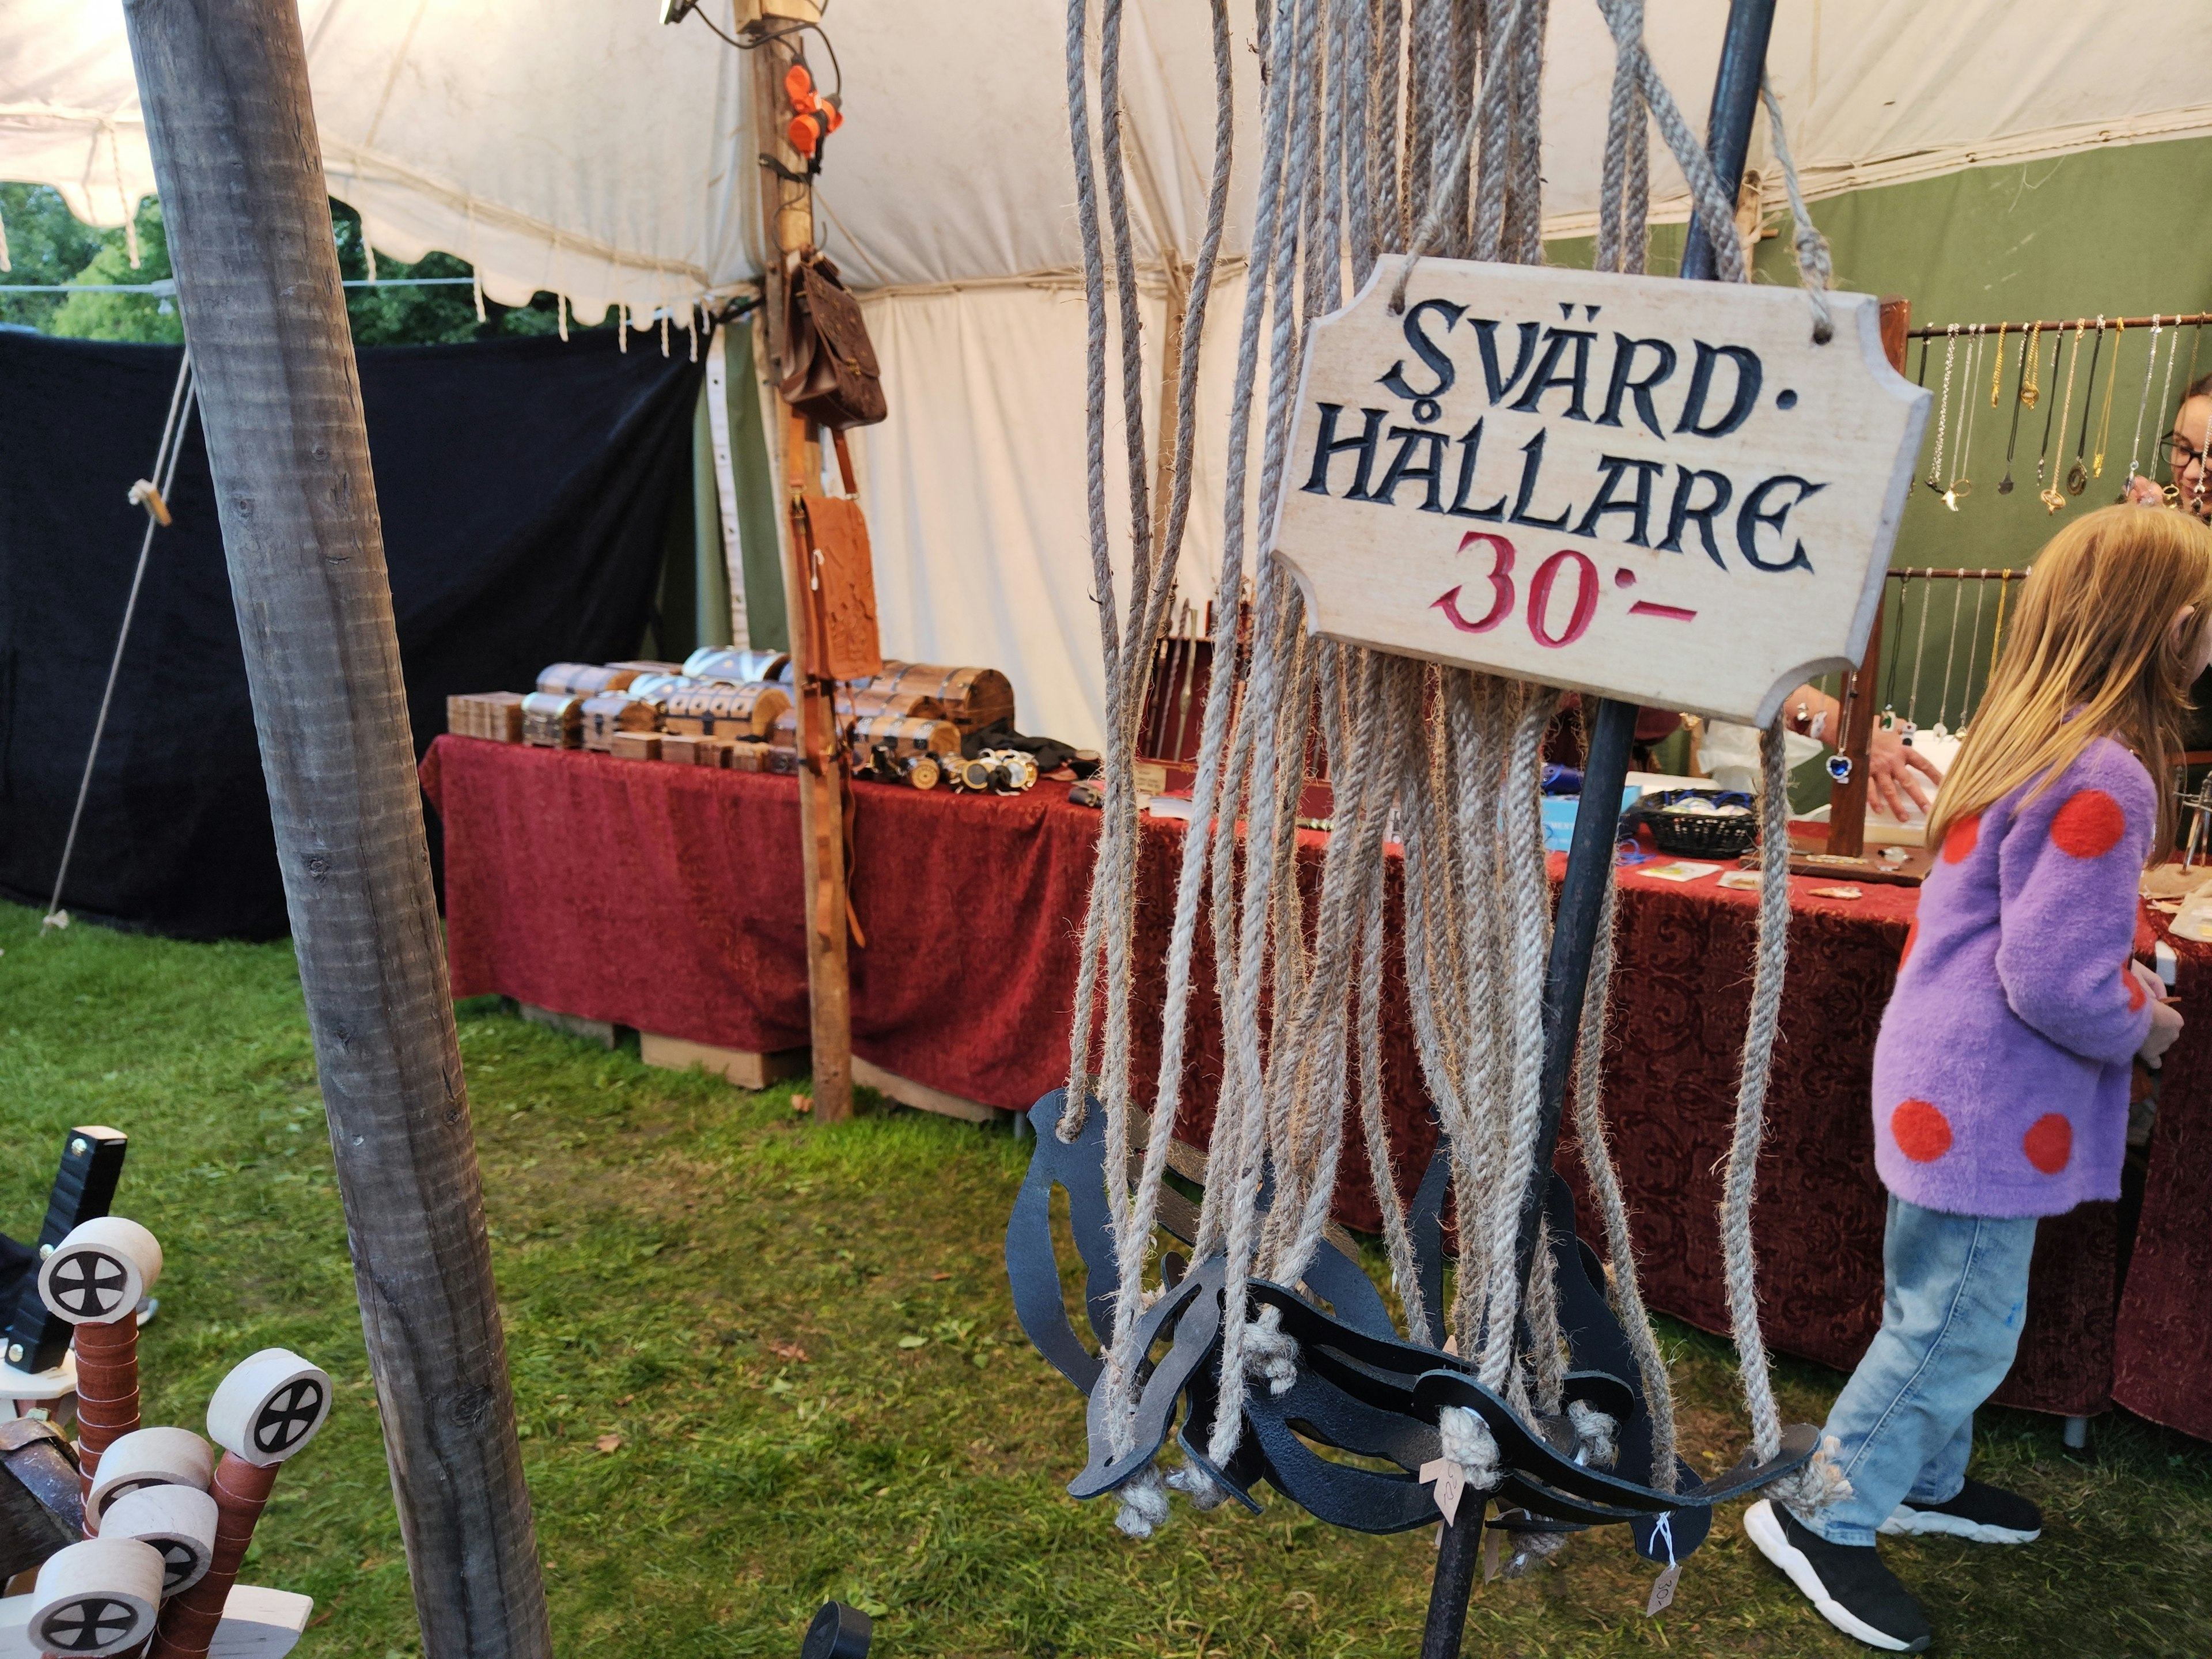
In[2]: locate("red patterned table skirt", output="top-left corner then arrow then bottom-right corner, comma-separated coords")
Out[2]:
421,734 -> 2211,1435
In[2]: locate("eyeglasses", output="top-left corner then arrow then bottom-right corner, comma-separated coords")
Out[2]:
2163,430 -> 2211,475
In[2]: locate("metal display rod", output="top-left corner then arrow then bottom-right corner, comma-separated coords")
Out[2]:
1907,311 -> 2212,338
1418,4 -> 1782,1653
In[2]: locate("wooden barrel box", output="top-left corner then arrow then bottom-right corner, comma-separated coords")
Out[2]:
683,646 -> 790,684
521,691 -> 583,748
862,662 -> 1014,735
579,694 -> 660,752
663,681 -> 790,739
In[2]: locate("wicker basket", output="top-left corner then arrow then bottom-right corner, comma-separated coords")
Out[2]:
1639,789 -> 1759,857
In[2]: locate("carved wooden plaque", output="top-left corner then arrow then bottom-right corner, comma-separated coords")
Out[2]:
803,494 -> 884,683
1271,256 -> 1929,724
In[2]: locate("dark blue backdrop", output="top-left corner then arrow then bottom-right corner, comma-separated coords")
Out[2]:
0,327 -> 700,939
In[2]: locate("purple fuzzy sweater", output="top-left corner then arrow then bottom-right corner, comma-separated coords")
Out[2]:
1872,735 -> 2156,1218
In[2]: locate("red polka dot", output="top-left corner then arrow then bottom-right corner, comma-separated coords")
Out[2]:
1900,919 -> 1919,968
2126,965 -> 2147,1010
1941,814 -> 1980,864
2051,789 -> 2126,859
1891,1099 -> 1953,1162
2023,1113 -> 2073,1175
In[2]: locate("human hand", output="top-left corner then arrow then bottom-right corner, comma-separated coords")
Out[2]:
2136,960 -> 2183,1064
2126,475 -> 2166,508
1866,728 -> 1944,821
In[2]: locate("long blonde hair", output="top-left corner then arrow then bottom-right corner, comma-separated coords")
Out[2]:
1929,504 -> 2212,854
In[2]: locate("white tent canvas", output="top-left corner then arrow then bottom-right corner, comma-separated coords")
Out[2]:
7,0 -> 2207,743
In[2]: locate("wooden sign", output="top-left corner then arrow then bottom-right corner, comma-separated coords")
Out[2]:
1271,256 -> 1930,724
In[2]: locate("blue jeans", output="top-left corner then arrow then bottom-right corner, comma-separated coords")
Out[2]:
1796,1195 -> 2039,1548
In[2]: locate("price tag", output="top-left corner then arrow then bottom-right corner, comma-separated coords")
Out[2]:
1643,1511 -> 1681,1616
1272,256 -> 1927,724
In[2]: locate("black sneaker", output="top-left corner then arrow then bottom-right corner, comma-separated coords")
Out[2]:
1745,1498 -> 1932,1653
1879,1477 -> 2042,1544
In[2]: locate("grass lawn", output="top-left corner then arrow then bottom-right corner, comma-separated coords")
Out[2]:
2,895 -> 2209,1657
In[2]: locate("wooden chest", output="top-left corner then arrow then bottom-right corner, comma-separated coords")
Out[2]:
579,694 -> 660,752
847,711 -> 960,761
537,662 -> 623,696
608,730 -> 662,762
446,691 -> 524,743
683,646 -> 790,684
861,662 -> 1014,735
837,685 -> 945,722
727,740 -> 771,773
662,681 -> 790,739
521,691 -> 584,748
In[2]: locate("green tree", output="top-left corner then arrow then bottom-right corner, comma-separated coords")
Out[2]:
0,184 -> 609,347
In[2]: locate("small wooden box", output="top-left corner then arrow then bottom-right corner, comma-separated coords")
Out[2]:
660,732 -> 734,767
446,691 -> 524,743
580,694 -> 660,752
521,691 -> 584,748
732,741 -> 775,774
609,730 -> 661,762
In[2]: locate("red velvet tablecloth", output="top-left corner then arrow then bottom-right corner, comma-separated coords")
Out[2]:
421,735 -> 2209,1430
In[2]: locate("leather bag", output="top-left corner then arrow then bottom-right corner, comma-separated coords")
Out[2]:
778,251 -> 885,430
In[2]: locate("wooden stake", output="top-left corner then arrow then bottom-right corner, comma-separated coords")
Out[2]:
1827,296 -> 1911,859
754,31 -> 855,1123
115,3 -> 548,1653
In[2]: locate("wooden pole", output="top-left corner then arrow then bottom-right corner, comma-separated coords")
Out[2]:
753,30 -> 855,1123
1827,297 -> 1911,859
116,5 -> 550,1654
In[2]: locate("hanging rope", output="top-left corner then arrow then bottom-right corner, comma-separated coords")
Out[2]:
1055,0 -> 1816,1540
44,351 -> 198,934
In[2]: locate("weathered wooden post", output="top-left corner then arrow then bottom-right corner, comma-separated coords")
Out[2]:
115,3 -> 550,1654
752,26 -> 857,1123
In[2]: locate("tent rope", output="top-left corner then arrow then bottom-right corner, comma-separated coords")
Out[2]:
43,350 -> 198,934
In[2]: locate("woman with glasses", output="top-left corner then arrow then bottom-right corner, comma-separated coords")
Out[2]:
2126,372 -> 2212,520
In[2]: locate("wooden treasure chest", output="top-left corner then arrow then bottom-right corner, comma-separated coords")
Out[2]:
608,730 -> 662,762
446,691 -> 524,743
683,646 -> 790,684
537,662 -> 622,697
861,662 -> 1014,736
836,685 -> 945,722
579,694 -> 660,752
521,691 -> 584,748
662,681 -> 790,740
727,740 -> 771,773
620,672 -> 699,706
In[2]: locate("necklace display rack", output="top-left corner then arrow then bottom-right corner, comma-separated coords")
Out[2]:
1003,5 -> 1860,1657
1910,312 -> 2210,513
1820,309 -> 2212,874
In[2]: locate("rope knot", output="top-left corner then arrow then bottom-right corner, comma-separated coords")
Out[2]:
1243,1304 -> 1298,1396
1768,1433 -> 1854,1516
1112,1462 -> 1172,1537
1165,1459 -> 1231,1511
1566,1399 -> 1618,1469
